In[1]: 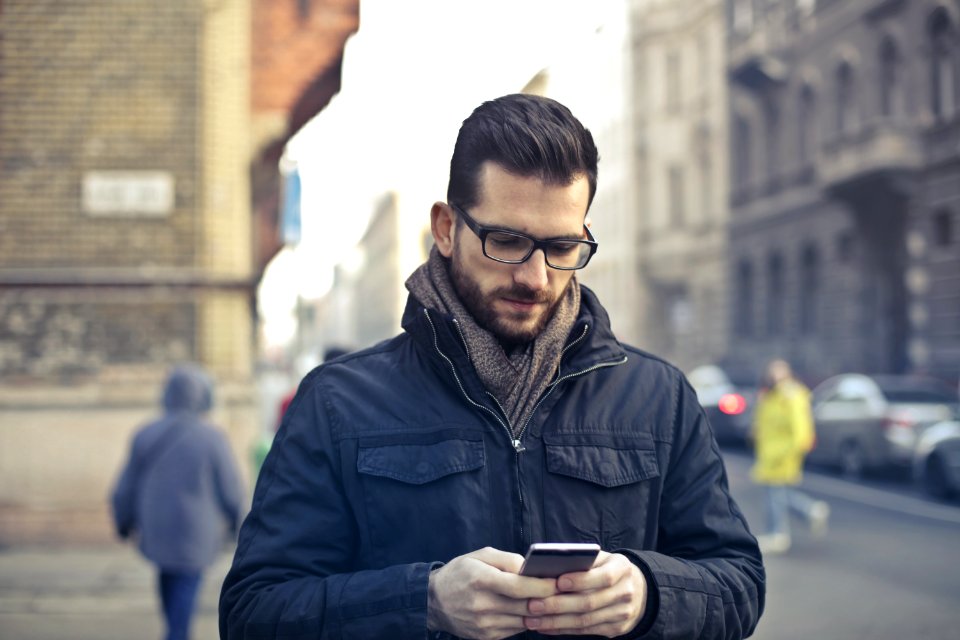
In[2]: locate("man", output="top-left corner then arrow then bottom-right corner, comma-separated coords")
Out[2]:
220,94 -> 764,639
751,359 -> 830,554
112,363 -> 245,640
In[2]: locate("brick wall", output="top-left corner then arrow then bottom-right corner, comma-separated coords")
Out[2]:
0,0 -> 258,545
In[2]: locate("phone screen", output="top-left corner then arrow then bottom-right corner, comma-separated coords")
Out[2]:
519,543 -> 600,578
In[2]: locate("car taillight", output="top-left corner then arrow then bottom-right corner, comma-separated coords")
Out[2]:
719,393 -> 747,415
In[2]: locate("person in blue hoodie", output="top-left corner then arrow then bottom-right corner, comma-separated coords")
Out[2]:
111,363 -> 245,640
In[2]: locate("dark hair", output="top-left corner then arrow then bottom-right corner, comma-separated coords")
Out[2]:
446,94 -> 599,211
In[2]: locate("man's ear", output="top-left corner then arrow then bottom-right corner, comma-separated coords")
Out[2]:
431,202 -> 456,258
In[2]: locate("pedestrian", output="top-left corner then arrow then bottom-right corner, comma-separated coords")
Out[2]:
251,346 -> 352,480
751,358 -> 830,554
111,363 -> 246,640
219,94 -> 764,639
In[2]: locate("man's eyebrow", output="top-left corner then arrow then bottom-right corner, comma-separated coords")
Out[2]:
488,222 -> 588,241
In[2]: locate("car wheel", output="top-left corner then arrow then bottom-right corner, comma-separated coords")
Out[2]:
839,441 -> 865,479
923,454 -> 951,499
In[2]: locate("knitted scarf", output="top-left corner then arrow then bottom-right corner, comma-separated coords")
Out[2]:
405,246 -> 580,436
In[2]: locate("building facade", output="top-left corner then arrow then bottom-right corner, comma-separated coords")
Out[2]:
629,0 -> 732,371
727,0 -> 960,385
0,0 -> 249,545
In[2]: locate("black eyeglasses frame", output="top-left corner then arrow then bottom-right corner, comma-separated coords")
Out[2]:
449,203 -> 598,271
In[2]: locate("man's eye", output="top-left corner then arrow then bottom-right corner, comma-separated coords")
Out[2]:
488,233 -> 526,248
549,241 -> 581,256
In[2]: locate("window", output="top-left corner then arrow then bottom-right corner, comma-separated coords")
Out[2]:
836,61 -> 856,134
766,252 -> 785,337
736,260 -> 754,337
734,115 -> 752,192
879,37 -> 901,117
297,0 -> 311,19
934,209 -> 953,247
699,149 -> 713,223
798,85 -> 816,167
669,165 -> 686,228
800,244 -> 820,335
733,0 -> 754,35
764,98 -> 780,184
930,9 -> 957,119
837,231 -> 855,263
666,51 -> 682,110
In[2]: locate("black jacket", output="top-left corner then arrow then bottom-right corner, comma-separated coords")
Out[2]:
220,287 -> 765,639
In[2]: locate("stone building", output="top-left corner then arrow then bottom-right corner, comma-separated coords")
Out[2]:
727,0 -> 960,385
0,0 -> 357,545
630,0 -> 732,371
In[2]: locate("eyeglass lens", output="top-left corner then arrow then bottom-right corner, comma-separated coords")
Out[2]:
484,231 -> 591,269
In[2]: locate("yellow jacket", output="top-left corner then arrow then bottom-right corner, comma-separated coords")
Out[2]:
750,379 -> 815,485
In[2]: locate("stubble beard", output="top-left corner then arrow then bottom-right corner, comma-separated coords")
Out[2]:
449,252 -> 564,348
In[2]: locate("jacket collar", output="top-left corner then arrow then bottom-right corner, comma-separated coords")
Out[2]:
401,283 -> 627,375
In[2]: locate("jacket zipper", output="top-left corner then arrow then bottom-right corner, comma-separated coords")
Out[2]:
423,311 -> 515,444
424,309 -> 629,548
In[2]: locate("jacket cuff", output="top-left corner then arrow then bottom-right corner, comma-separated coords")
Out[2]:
613,548 -> 660,638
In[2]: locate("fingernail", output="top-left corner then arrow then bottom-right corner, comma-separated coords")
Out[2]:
526,617 -> 542,629
528,600 -> 545,614
558,577 -> 574,590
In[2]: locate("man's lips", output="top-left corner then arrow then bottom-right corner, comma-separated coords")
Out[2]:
501,297 -> 542,312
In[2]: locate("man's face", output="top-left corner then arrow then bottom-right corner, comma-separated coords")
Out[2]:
444,162 -> 591,346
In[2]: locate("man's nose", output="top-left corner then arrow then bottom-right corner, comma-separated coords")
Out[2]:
514,249 -> 549,291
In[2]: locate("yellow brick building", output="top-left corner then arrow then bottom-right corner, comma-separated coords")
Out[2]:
0,0 -> 258,545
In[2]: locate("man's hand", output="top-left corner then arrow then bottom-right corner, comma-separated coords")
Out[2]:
427,547 -> 559,640
522,551 -> 647,637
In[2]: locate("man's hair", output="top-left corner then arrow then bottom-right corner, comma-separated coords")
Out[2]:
446,94 -> 599,211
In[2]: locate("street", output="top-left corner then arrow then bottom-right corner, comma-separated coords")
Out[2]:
721,448 -> 960,640
1,450 -> 959,639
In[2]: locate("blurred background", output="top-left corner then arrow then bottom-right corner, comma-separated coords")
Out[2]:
1,0 -> 959,638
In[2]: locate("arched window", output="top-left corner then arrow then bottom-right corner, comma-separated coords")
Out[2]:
733,114 -> 752,193
800,244 -> 820,335
929,8 -> 957,119
766,252 -> 785,337
798,84 -> 816,168
836,61 -> 856,134
736,260 -> 754,337
879,37 -> 901,117
933,208 -> 954,247
764,97 -> 780,185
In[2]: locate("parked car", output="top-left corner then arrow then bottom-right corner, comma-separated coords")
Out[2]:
808,374 -> 959,478
687,364 -> 757,446
913,420 -> 960,499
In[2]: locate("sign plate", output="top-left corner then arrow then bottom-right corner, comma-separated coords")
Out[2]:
83,171 -> 175,216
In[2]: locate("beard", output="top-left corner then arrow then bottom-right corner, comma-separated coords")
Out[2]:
449,252 -> 564,347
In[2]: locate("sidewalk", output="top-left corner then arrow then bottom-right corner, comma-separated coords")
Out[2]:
0,545 -> 234,639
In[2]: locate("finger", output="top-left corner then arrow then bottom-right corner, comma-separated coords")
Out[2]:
470,546 -> 525,574
555,551 -> 627,593
524,598 -> 639,636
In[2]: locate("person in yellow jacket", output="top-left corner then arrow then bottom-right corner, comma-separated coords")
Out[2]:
751,359 -> 830,554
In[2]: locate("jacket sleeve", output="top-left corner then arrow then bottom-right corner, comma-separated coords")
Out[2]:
621,377 -> 765,640
110,436 -> 140,540
218,379 -> 435,640
212,430 -> 247,534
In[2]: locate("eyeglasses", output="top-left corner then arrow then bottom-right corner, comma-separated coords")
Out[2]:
450,203 -> 598,270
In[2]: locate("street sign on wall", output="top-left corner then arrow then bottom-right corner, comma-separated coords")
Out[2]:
82,171 -> 175,216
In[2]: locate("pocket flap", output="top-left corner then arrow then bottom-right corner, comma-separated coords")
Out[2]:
358,439 -> 485,484
545,444 -> 659,487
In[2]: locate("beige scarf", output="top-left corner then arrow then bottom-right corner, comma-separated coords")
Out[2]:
405,247 -> 580,436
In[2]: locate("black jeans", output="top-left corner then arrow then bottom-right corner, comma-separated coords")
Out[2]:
158,570 -> 202,640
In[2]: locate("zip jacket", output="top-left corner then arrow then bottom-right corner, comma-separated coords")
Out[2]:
219,286 -> 765,639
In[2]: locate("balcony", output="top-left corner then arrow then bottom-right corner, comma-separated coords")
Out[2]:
819,120 -> 924,202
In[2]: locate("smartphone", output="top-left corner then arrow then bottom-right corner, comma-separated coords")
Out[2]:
519,542 -> 601,578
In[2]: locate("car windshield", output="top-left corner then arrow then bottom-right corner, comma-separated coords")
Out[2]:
876,380 -> 958,404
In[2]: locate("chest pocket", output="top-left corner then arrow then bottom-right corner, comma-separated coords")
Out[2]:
356,436 -> 490,564
541,437 -> 661,549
